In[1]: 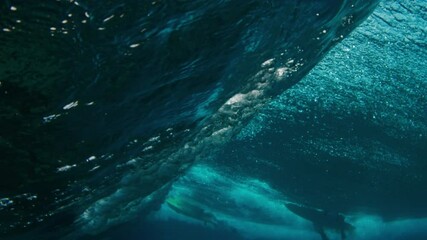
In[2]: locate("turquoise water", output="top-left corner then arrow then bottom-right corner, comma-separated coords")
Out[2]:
1,0 -> 426,239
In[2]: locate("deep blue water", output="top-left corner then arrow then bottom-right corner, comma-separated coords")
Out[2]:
1,0 -> 426,239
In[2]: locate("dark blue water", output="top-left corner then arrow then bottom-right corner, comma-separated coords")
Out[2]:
1,0 -> 426,239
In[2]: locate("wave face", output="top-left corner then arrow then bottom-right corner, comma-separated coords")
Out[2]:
231,0 -> 427,220
0,0 -> 380,238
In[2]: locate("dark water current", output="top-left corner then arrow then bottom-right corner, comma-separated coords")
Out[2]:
2,0 -> 426,239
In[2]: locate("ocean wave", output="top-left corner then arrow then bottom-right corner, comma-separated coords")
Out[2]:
0,0 -> 379,237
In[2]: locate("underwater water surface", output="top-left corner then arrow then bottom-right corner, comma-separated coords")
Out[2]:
1,0 -> 426,239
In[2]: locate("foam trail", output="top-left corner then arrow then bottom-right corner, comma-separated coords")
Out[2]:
151,164 -> 427,240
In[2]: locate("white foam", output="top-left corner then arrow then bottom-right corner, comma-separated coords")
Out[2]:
153,164 -> 427,240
